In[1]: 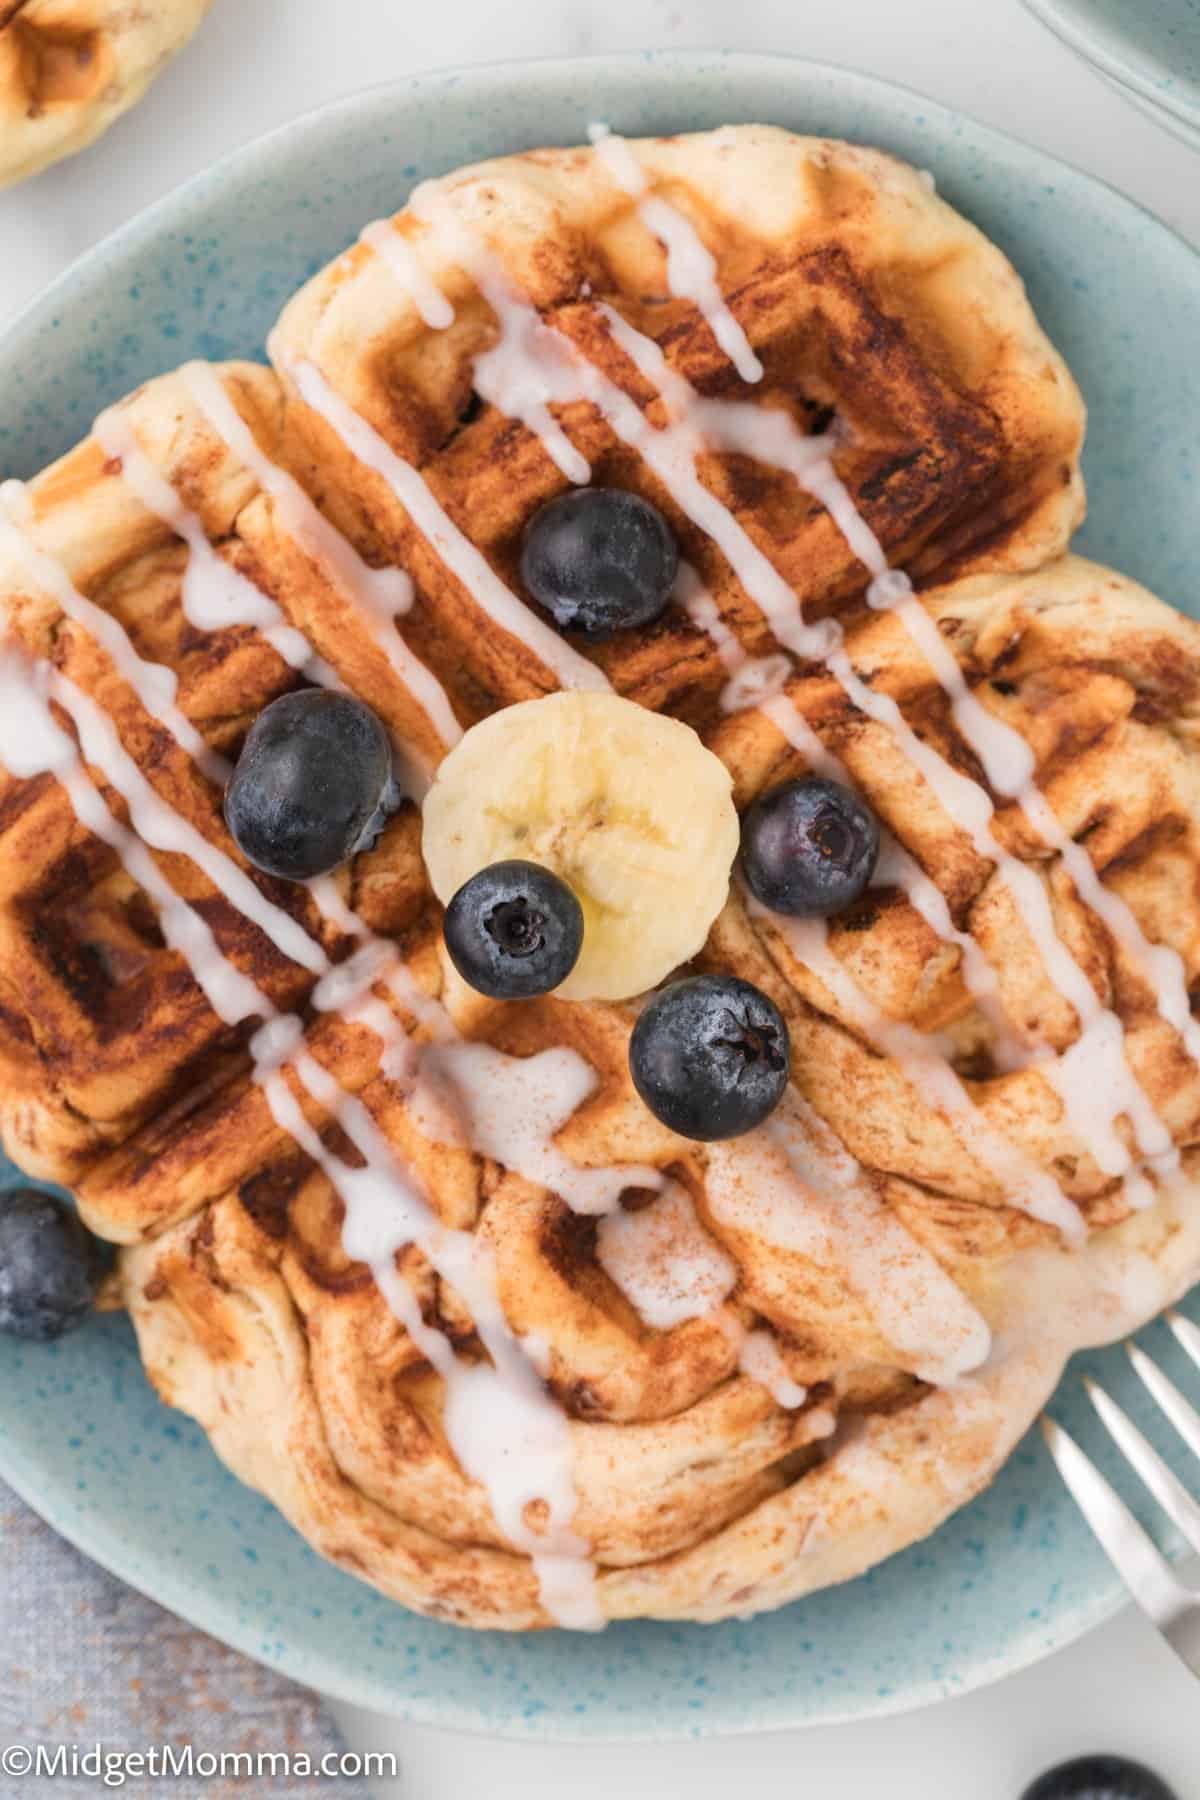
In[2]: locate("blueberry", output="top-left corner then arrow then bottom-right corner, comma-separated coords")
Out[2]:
0,1189 -> 101,1342
1021,1755 -> 1178,1800
520,488 -> 678,639
225,691 -> 396,882
629,975 -> 790,1140
444,860 -> 584,999
741,776 -> 880,917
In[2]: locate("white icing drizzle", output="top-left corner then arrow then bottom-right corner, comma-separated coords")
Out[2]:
822,631 -> 1171,1178
92,405 -> 327,682
7,163 -> 1186,1616
382,957 -> 460,1044
676,564 -> 840,780
260,1034 -> 602,1629
677,563 -> 1034,1076
754,903 -> 1086,1244
38,663 -> 328,978
706,1092 -> 993,1387
871,835 -> 1034,1077
587,124 -> 764,385
862,574 -> 1200,1086
283,356 -> 609,696
0,657 -> 263,1025
595,1182 -> 736,1327
0,477 -> 598,1613
594,1178 -> 817,1416
718,652 -> 793,716
349,210 -> 1173,1215
388,186 -> 1193,1188
0,480 -> 229,786
784,457 -> 1185,1183
181,362 -> 463,764
410,1041 -> 664,1217
453,257 -> 590,486
360,220 -> 456,330
0,639 -> 605,1627
737,1329 -> 808,1410
694,436 -> 1177,1173
401,195 -> 599,493
309,937 -> 396,1015
570,302 -> 1177,1188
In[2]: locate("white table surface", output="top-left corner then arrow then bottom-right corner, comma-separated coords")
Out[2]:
3,1 -> 1199,1796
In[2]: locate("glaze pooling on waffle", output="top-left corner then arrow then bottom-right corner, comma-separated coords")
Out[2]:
595,1180 -> 737,1328
4,127 -> 1200,1630
708,1092 -> 993,1388
410,1040 -> 664,1216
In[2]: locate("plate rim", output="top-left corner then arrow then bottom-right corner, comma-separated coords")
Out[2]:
0,46 -> 1197,1737
1022,0 -> 1200,131
1093,61 -> 1200,149
0,1407 -> 1137,1740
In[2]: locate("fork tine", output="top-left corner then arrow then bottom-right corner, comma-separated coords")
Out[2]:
1167,1310 -> 1200,1377
1127,1342 -> 1200,1466
1085,1376 -> 1200,1559
1040,1415 -> 1185,1630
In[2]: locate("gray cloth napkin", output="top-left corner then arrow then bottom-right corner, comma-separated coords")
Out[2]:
0,1479 -> 370,1798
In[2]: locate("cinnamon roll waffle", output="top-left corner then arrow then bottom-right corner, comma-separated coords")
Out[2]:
2,126 -> 1199,1630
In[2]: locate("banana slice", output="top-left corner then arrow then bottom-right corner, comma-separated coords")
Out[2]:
421,693 -> 739,1002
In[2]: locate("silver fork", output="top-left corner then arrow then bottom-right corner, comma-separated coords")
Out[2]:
1042,1309 -> 1200,1677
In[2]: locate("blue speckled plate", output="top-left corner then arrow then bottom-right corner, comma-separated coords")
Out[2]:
2,53 -> 1200,1740
1023,0 -> 1200,140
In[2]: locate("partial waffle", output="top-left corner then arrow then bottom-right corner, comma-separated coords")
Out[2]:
0,0 -> 210,188
0,126 -> 1198,1631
